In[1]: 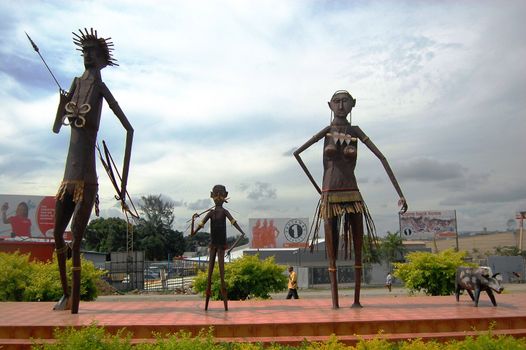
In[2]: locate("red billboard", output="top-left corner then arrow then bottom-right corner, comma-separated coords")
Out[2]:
1,194 -> 56,239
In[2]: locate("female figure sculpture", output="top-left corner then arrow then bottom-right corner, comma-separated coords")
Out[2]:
294,90 -> 407,309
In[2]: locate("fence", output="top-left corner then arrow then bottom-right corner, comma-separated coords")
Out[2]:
105,252 -> 208,292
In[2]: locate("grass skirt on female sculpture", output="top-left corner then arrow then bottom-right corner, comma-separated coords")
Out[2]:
309,190 -> 377,260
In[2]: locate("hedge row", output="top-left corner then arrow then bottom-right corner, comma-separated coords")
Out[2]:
32,324 -> 526,350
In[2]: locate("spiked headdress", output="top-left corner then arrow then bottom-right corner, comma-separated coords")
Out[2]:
72,28 -> 118,67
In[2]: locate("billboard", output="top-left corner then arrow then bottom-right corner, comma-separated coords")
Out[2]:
399,210 -> 457,240
248,218 -> 309,248
0,194 -> 56,239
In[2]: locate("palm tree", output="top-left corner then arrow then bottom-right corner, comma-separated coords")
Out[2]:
380,231 -> 406,267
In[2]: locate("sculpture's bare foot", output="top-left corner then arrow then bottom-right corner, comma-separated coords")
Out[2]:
351,302 -> 363,309
53,295 -> 72,311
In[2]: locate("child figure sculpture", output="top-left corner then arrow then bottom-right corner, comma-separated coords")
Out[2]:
294,90 -> 407,309
52,28 -> 133,314
191,185 -> 246,311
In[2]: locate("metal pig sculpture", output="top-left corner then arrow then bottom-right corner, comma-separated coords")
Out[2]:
455,267 -> 504,307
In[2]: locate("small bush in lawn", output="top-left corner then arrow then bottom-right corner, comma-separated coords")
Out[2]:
306,334 -> 354,350
0,251 -> 35,301
29,324 -> 526,350
193,254 -> 287,300
32,322 -> 132,350
136,328 -> 218,350
24,255 -> 103,302
0,251 -> 104,302
393,249 -> 474,296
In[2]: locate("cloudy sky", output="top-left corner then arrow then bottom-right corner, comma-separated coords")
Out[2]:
1,1 -> 525,237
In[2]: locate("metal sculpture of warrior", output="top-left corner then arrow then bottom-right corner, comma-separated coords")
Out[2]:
190,185 -> 246,311
52,28 -> 133,314
294,90 -> 407,309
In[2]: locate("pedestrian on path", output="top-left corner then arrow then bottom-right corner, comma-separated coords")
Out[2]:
385,272 -> 393,292
286,266 -> 299,299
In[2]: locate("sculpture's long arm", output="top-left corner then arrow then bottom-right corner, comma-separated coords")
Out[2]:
101,83 -> 134,202
293,126 -> 330,194
225,210 -> 246,255
354,126 -> 408,213
191,211 -> 211,236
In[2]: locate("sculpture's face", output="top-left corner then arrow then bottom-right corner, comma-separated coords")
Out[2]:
82,42 -> 106,69
211,186 -> 228,205
329,93 -> 353,118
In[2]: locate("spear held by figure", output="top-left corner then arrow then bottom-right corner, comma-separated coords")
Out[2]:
25,32 -> 63,91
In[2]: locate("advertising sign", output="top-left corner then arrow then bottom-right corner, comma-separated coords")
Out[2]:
0,194 -> 56,239
399,210 -> 457,240
248,218 -> 309,248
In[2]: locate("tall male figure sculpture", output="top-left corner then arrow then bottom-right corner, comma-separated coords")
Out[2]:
52,28 -> 133,314
294,90 -> 407,309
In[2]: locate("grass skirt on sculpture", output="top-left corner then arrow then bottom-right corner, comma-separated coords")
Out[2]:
308,190 -> 377,260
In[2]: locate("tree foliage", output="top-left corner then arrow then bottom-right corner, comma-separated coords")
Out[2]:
379,231 -> 406,264
393,249 -> 473,296
84,217 -> 129,253
184,231 -> 211,252
135,194 -> 185,260
138,194 -> 175,228
226,234 -> 249,247
362,235 -> 381,264
193,254 -> 288,300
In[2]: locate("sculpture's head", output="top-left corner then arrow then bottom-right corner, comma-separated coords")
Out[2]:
328,90 -> 356,119
211,185 -> 228,205
73,28 -> 118,69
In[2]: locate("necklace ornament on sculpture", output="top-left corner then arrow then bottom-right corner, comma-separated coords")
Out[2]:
62,101 -> 91,128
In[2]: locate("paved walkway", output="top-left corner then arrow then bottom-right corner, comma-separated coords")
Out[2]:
96,283 -> 526,302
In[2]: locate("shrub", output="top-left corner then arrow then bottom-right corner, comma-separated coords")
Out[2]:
33,322 -> 132,350
193,254 -> 288,300
393,249 -> 474,296
0,251 -> 35,301
136,328 -> 218,350
0,251 -> 104,302
29,324 -> 526,350
24,255 -> 104,301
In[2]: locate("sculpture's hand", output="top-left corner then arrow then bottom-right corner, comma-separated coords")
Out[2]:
1,202 -> 8,212
121,200 -> 129,212
59,89 -> 68,97
398,197 -> 408,214
190,213 -> 200,236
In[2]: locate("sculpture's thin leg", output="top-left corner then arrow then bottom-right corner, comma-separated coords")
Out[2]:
52,196 -> 74,311
205,247 -> 218,311
324,218 -> 339,309
343,214 -> 350,260
218,249 -> 228,311
69,190 -> 95,314
350,213 -> 363,308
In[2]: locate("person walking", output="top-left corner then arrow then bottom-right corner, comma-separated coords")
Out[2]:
286,266 -> 299,299
386,272 -> 393,292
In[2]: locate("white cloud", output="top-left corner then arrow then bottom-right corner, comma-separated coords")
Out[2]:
1,0 -> 525,235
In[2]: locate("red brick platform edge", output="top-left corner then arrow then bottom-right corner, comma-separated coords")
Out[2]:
1,293 -> 526,349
